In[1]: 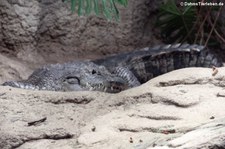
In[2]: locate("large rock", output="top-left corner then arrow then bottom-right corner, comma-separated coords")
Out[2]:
0,0 -> 42,63
1,67 -> 225,149
0,0 -> 162,63
0,54 -> 34,84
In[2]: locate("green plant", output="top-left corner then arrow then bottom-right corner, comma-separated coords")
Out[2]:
156,0 -> 224,47
63,0 -> 128,20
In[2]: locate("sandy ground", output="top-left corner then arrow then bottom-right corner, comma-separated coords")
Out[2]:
1,61 -> 225,148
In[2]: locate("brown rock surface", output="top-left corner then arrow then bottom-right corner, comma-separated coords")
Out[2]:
1,67 -> 225,149
0,0 -> 162,63
0,54 -> 35,83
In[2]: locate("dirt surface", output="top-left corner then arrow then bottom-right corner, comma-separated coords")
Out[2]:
1,67 -> 225,149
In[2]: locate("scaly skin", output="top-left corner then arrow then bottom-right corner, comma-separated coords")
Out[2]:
3,61 -> 128,93
94,43 -> 222,83
2,44 -> 223,93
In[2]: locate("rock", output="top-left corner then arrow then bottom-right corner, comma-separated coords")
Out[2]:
0,54 -> 34,84
151,117 -> 225,149
0,0 -> 162,63
1,67 -> 225,148
0,0 -> 42,62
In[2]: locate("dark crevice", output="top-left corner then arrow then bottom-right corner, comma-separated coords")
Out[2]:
158,80 -> 203,87
160,99 -> 198,108
129,93 -> 153,100
157,77 -> 225,88
45,97 -> 94,104
129,114 -> 181,121
13,132 -> 74,149
119,128 -> 139,132
118,127 -> 177,134
109,93 -> 153,107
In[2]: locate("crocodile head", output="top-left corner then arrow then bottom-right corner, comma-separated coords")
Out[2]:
3,61 -> 128,93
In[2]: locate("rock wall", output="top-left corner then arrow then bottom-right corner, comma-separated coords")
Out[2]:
0,0 -> 162,63
0,0 -> 41,62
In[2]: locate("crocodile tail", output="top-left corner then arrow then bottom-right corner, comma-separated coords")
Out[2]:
128,44 -> 223,83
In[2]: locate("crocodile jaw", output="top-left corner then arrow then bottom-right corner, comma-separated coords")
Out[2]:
3,77 -> 129,93
62,76 -> 128,93
2,81 -> 39,90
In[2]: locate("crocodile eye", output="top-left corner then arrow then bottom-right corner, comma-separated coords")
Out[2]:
64,76 -> 80,84
92,69 -> 97,74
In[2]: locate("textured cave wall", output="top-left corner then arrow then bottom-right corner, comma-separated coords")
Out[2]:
0,0 -> 41,62
0,0 -> 163,63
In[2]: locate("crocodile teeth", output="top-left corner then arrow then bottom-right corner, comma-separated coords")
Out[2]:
90,87 -> 94,91
111,86 -> 113,91
191,48 -> 200,52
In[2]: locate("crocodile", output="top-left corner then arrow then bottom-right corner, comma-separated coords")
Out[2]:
2,44 -> 223,93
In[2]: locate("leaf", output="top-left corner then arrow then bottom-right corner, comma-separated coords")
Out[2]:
115,0 -> 128,6
94,0 -> 100,15
63,0 -> 128,21
85,0 -> 92,15
78,0 -> 83,16
156,0 -> 196,43
71,0 -> 76,13
102,0 -> 112,20
111,0 -> 120,20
